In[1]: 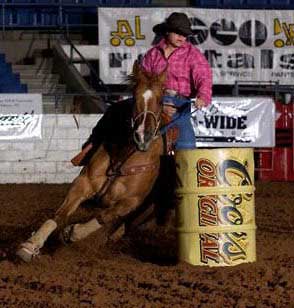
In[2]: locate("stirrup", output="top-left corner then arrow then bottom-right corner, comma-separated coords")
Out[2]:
16,241 -> 40,263
59,224 -> 75,245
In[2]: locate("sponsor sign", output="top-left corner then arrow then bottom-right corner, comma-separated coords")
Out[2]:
0,94 -> 42,140
192,97 -> 275,147
98,8 -> 294,85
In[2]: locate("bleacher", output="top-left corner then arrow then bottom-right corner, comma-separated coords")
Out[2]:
193,0 -> 294,9
0,0 -> 153,110
0,0 -> 152,28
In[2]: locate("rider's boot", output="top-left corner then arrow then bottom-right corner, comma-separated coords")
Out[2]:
71,143 -> 93,166
16,219 -> 57,262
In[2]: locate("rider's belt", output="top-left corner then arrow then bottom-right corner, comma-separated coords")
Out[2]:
163,89 -> 188,100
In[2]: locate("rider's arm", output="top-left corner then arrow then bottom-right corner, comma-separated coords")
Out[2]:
190,48 -> 213,107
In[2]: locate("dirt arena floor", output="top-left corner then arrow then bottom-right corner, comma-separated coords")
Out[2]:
0,182 -> 293,307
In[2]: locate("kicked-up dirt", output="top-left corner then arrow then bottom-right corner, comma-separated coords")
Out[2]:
0,182 -> 293,307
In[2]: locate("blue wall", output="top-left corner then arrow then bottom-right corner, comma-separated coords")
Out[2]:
0,1 -> 152,28
0,54 -> 27,93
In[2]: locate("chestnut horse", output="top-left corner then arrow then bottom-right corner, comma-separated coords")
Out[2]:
16,63 -> 165,262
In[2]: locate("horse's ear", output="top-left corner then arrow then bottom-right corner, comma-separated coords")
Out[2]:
132,60 -> 149,84
132,60 -> 141,77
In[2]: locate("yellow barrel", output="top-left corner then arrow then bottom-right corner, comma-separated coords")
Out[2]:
175,148 -> 256,267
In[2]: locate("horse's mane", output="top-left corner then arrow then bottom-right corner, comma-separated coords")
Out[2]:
127,61 -> 166,90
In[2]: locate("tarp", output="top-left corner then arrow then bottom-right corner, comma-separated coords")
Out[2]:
193,97 -> 275,147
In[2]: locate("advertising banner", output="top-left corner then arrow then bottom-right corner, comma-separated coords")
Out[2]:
193,97 -> 275,147
0,94 -> 43,140
98,8 -> 294,85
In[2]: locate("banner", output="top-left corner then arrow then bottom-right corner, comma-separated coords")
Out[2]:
98,8 -> 294,85
0,94 -> 42,140
192,97 -> 275,147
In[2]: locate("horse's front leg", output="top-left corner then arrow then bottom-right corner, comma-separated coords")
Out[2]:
16,146 -> 111,262
16,174 -> 96,262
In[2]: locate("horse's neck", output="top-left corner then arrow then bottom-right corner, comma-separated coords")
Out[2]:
108,136 -> 163,168
135,137 -> 163,160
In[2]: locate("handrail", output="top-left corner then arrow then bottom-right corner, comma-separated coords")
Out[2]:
42,92 -> 113,113
61,34 -> 112,103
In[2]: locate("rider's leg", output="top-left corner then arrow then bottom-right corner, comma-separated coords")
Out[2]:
71,98 -> 134,166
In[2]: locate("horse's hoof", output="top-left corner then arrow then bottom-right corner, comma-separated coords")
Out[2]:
59,224 -> 74,245
16,242 -> 40,263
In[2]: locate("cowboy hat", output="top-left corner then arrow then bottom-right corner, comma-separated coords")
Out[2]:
152,12 -> 193,37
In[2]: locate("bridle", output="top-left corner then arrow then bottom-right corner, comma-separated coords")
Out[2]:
131,103 -> 163,149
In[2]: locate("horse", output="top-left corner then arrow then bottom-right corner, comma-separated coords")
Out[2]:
16,62 -> 166,262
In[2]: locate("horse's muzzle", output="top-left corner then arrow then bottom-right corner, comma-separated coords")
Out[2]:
137,142 -> 149,152
134,130 -> 153,152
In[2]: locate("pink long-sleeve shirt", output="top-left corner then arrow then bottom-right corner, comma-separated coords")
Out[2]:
141,39 -> 212,105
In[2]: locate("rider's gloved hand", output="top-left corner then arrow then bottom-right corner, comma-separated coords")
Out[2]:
194,98 -> 206,109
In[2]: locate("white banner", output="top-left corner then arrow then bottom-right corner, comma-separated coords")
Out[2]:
0,94 -> 43,140
98,8 -> 294,85
193,97 -> 275,147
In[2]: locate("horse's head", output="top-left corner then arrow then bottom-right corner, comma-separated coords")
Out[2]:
131,62 -> 166,152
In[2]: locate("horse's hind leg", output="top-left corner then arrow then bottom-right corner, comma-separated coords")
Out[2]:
60,196 -> 142,244
16,175 -> 95,262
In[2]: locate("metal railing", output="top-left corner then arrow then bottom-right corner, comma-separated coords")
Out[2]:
62,34 -> 112,103
233,80 -> 294,103
0,1 -> 157,33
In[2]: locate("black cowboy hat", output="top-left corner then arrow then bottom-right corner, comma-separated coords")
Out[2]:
152,12 -> 193,37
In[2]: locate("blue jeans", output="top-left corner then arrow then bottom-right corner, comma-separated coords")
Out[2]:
161,95 -> 196,150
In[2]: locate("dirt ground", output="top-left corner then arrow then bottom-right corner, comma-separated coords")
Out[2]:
0,182 -> 293,307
